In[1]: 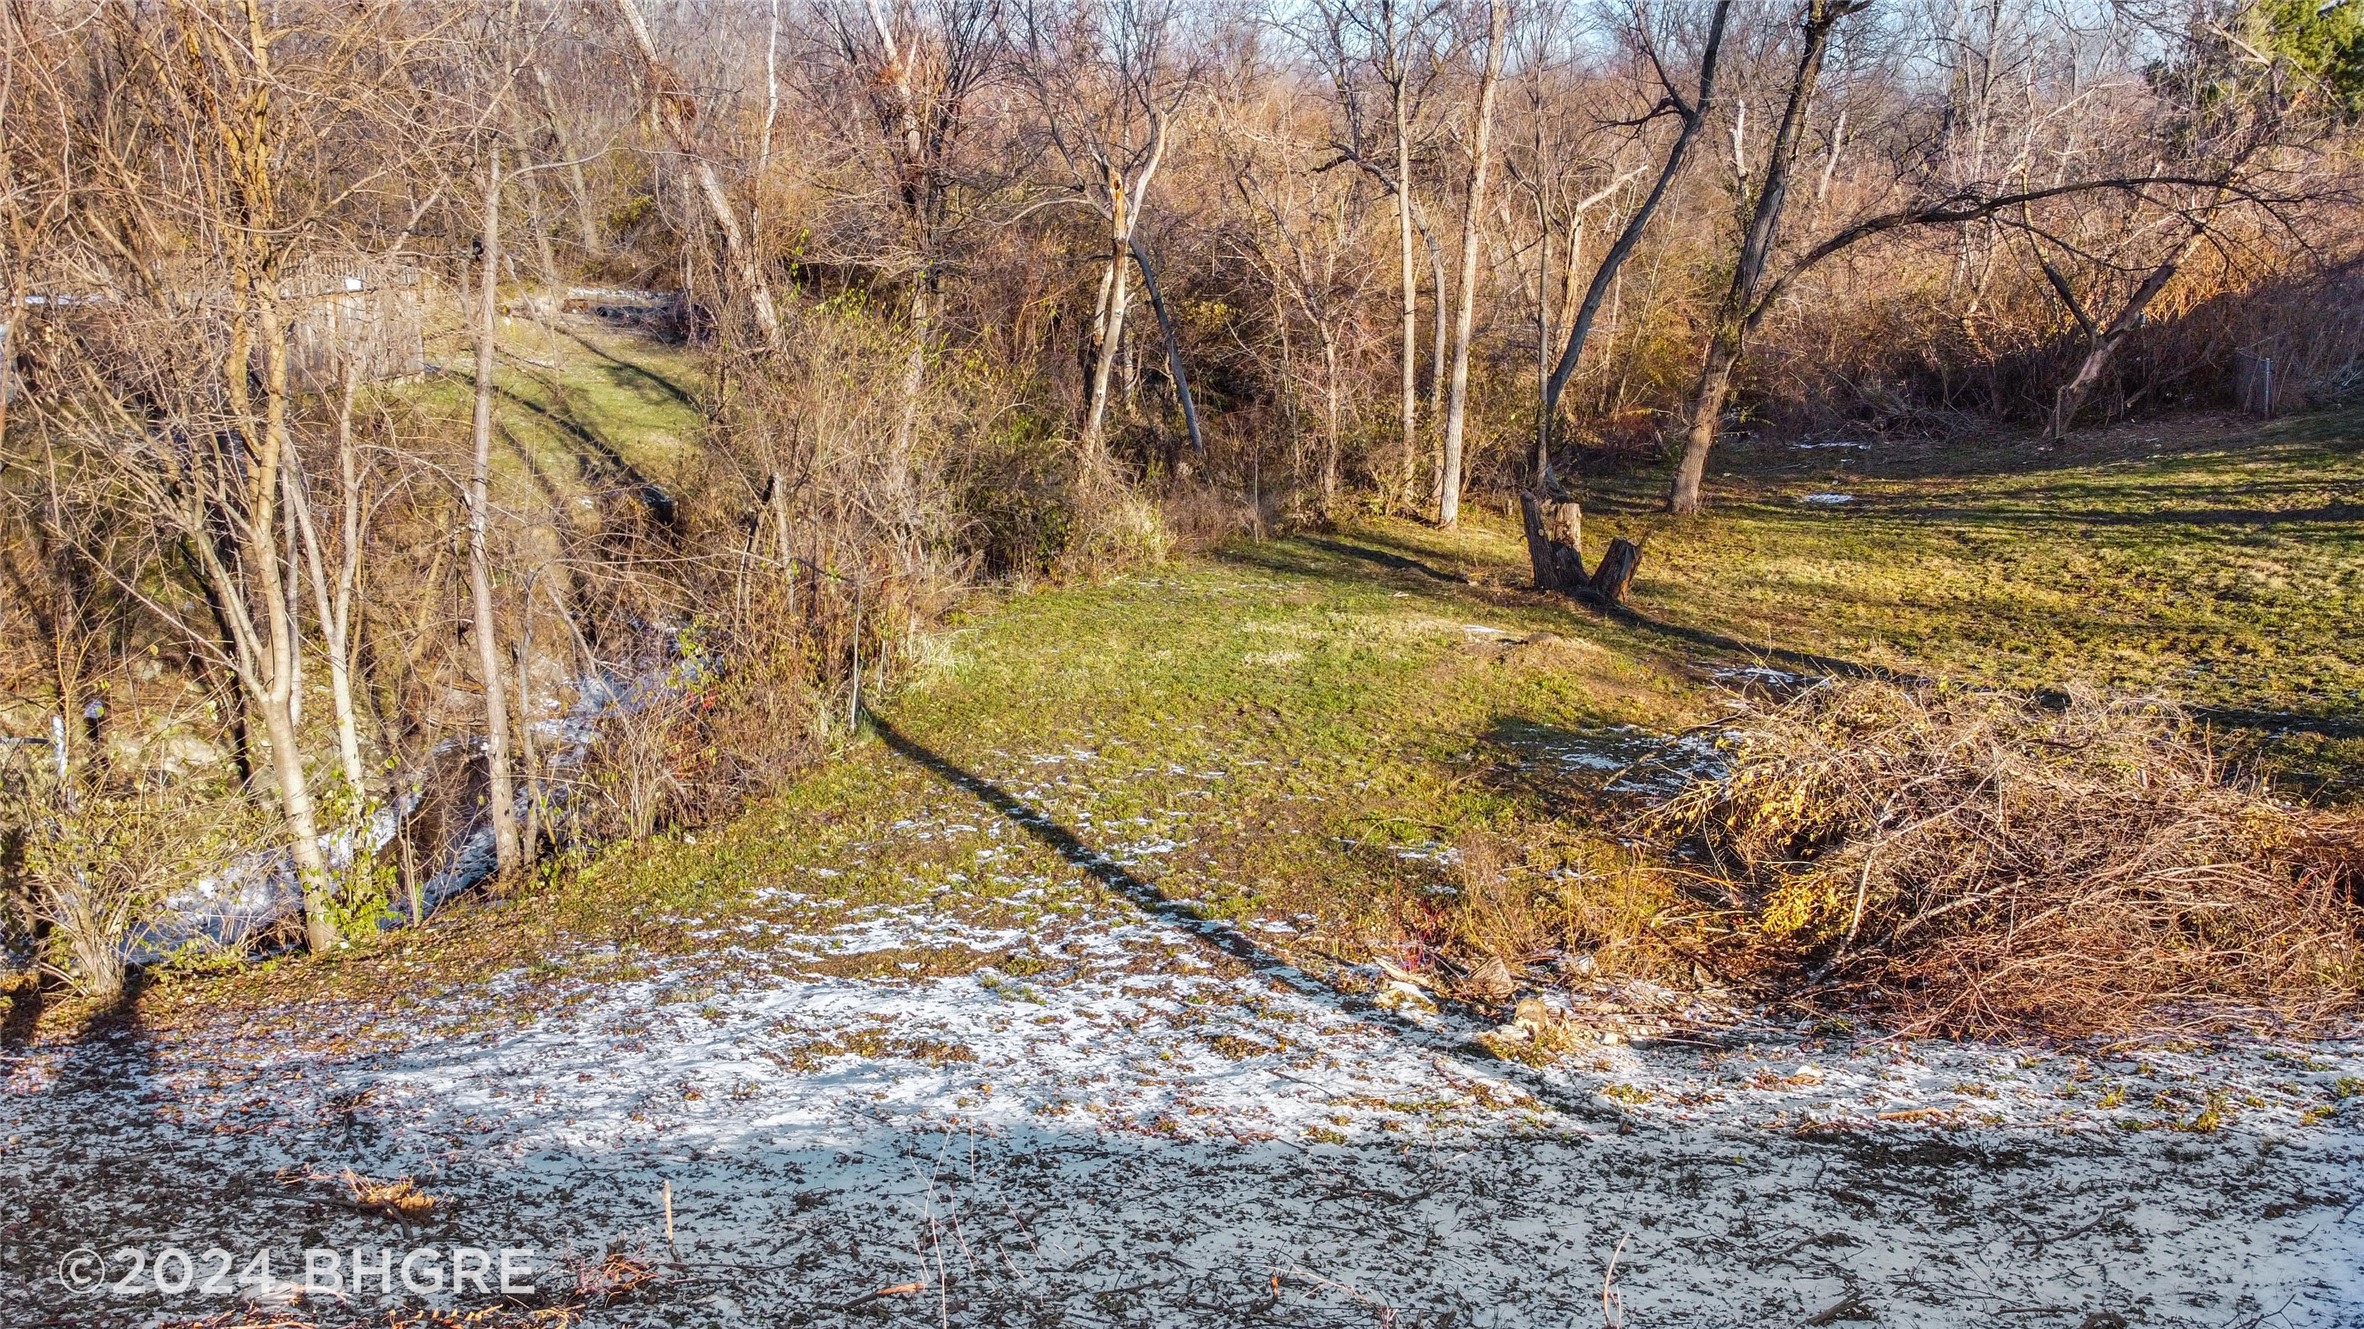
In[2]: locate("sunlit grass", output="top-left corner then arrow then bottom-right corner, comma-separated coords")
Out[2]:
168,401 -> 2364,1016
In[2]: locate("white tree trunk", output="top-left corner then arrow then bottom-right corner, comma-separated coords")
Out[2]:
470,147 -> 523,878
1439,0 -> 1507,528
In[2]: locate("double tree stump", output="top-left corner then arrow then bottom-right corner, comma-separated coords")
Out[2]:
1519,494 -> 1642,606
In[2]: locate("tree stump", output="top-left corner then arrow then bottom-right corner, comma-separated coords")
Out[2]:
1519,493 -> 1587,594
1589,536 -> 1643,605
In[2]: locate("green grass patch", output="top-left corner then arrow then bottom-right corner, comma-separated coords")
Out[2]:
148,406 -> 2364,1024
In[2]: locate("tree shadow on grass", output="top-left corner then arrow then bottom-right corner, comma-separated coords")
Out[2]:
865,712 -> 1619,1121
1589,599 -> 1918,685
489,376 -> 679,529
1217,530 -> 1547,618
1291,535 -> 1468,586
556,324 -> 699,414
868,715 -> 1285,976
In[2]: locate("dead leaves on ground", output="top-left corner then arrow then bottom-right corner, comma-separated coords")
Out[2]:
277,1166 -> 441,1223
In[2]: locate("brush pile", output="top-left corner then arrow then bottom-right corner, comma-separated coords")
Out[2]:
1642,680 -> 2364,1036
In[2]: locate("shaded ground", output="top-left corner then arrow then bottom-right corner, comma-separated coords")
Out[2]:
1577,409 -> 2364,790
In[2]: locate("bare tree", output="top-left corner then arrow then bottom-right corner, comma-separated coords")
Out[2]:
1017,0 -> 1201,469
1222,74 -> 1380,510
819,0 -> 1005,454
1667,0 -> 1863,515
609,0 -> 787,350
1537,0 -> 1732,492
1437,0 -> 1508,527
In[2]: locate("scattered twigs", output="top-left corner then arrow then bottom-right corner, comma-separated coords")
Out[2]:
277,1165 -> 439,1224
1601,1233 -> 1629,1329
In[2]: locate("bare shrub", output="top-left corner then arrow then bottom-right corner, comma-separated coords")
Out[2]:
21,788 -> 252,1001
1055,471 -> 1172,580
578,690 -> 698,844
572,637 -> 822,846
1640,681 -> 2364,1036
1158,482 -> 1265,557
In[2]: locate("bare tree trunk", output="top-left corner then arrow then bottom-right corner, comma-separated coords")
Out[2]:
1126,233 -> 1205,459
283,368 -> 369,794
516,581 -> 544,862
1080,203 -> 1133,463
1520,492 -> 1586,592
1424,212 -> 1447,414
1669,335 -> 1742,516
176,4 -> 340,953
768,469 -> 797,595
862,0 -> 929,455
2047,232 -> 2199,442
1321,334 -> 1343,510
532,64 -> 602,256
1439,0 -> 1506,528
1669,0 -> 1854,516
253,299 -> 337,952
608,0 -> 784,351
470,146 -> 523,878
1390,4 -> 1420,511
1539,0 -> 1733,491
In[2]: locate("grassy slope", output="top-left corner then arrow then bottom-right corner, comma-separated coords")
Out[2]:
402,317 -> 705,506
547,409 -> 2364,981
157,404 -> 2364,1021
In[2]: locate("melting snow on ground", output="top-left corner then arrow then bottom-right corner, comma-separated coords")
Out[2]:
5,742 -> 2363,1325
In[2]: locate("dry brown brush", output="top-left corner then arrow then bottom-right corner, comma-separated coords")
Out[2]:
1641,681 -> 2364,1036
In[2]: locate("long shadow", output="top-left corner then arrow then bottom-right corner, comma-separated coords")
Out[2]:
1,973 -> 162,1319
2192,704 -> 2364,741
0,976 -> 37,1047
1573,415 -> 2364,508
869,716 -> 1288,975
1231,530 -> 1915,683
1294,535 -> 1466,586
489,377 -> 678,529
1221,535 -> 1543,617
1591,599 -> 1922,685
1865,501 -> 2364,530
556,324 -> 699,413
864,714 -> 1623,1122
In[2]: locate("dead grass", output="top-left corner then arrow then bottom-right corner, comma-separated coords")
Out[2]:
280,1165 -> 440,1223
1384,826 -> 1691,1003
566,1252 -> 660,1303
340,1170 -> 439,1223
1641,680 -> 2364,1036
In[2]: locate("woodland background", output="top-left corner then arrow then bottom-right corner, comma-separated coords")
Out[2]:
3,0 -> 2362,994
